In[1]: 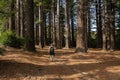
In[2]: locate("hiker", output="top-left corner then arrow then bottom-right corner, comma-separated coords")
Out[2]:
49,44 -> 55,61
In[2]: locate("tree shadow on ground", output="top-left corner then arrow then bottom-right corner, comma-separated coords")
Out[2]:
0,58 -> 120,79
1,47 -> 120,79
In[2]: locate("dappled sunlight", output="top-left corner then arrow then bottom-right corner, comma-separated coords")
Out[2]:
106,66 -> 120,73
40,73 -> 83,79
66,59 -> 102,65
0,47 -> 120,79
114,55 -> 120,59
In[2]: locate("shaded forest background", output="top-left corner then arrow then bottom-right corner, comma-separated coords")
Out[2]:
0,0 -> 120,52
0,0 -> 120,80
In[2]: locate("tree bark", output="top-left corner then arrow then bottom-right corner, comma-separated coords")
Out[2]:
56,0 -> 62,49
107,0 -> 115,50
51,0 -> 56,46
87,3 -> 91,48
75,0 -> 87,53
16,0 -> 20,36
71,13 -> 75,47
96,0 -> 102,48
38,0 -> 44,48
20,0 -> 25,38
9,0 -> 15,32
64,0 -> 70,49
102,0 -> 107,50
24,0 -> 35,51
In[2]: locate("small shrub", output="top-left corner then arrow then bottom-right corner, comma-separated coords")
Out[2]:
0,48 -> 5,55
88,36 -> 97,48
0,30 -> 24,48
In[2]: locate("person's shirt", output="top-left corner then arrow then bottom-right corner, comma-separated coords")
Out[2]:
49,46 -> 55,55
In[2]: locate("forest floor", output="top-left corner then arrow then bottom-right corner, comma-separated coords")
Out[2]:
0,46 -> 120,80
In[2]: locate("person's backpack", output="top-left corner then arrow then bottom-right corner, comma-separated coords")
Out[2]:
50,47 -> 54,53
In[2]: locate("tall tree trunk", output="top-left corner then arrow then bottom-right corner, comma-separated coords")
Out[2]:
87,4 -> 91,48
75,0 -> 87,53
96,0 -> 102,48
83,0 -> 88,51
34,12 -> 39,45
102,0 -> 107,50
51,0 -> 56,46
24,0 -> 35,51
56,0 -> 62,49
20,0 -> 25,37
64,0 -> 70,49
111,0 -> 115,50
9,0 -> 15,32
71,12 -> 75,47
39,0 -> 44,48
43,14 -> 47,45
16,0 -> 20,36
48,12 -> 51,45
108,0 -> 115,50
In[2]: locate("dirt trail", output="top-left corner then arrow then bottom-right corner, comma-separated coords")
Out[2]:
0,47 -> 120,80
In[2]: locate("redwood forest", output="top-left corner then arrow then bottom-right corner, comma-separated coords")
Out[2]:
0,0 -> 120,80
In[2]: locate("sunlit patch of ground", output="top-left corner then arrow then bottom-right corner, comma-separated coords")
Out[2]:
0,47 -> 120,80
106,66 -> 120,73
